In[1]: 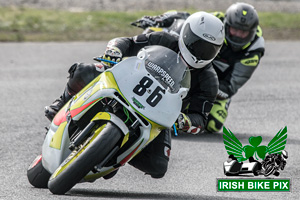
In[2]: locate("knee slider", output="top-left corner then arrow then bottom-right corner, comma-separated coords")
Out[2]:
148,155 -> 168,178
207,114 -> 224,133
206,99 -> 229,133
149,130 -> 171,178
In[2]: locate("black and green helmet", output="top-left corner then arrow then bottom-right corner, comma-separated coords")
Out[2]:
224,2 -> 259,51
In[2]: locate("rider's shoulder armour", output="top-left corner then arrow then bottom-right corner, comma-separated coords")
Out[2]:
247,26 -> 265,54
247,36 -> 265,55
211,11 -> 225,22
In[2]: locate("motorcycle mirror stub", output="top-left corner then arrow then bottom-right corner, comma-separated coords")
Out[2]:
178,87 -> 189,99
137,49 -> 148,60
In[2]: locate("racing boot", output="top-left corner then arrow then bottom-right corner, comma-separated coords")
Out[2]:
44,88 -> 72,121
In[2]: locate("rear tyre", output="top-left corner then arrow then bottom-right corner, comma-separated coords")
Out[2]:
48,122 -> 122,195
27,155 -> 51,188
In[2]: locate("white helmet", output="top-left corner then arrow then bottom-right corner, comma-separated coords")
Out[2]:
179,11 -> 225,69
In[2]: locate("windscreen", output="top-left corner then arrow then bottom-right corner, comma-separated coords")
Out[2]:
139,45 -> 190,93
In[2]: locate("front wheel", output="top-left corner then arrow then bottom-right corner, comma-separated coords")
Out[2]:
48,122 -> 122,194
27,154 -> 51,188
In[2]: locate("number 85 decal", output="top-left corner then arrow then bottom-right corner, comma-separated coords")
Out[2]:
133,76 -> 165,107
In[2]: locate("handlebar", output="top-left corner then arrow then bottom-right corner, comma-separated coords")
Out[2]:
173,124 -> 178,136
93,57 -> 118,65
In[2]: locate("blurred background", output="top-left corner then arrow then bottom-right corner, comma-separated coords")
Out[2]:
1,0 -> 300,12
0,0 -> 299,42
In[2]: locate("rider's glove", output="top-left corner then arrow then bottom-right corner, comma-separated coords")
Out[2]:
138,16 -> 158,28
177,113 -> 192,132
101,46 -> 122,67
177,113 -> 203,134
141,14 -> 171,28
136,14 -> 171,29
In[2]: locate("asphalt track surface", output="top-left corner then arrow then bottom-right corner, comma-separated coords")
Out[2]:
0,41 -> 299,200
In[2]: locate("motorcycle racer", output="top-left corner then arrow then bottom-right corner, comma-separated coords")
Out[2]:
133,2 -> 265,133
44,12 -> 224,178
261,150 -> 288,176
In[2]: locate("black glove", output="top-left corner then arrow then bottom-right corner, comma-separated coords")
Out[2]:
131,11 -> 189,29
133,16 -> 159,29
100,46 -> 122,67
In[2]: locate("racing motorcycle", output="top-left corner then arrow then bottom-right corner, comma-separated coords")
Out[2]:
27,45 -> 190,195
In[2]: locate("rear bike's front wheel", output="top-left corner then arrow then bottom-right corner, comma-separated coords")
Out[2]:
48,122 -> 122,195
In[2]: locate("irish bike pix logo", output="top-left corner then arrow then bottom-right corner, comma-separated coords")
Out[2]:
217,126 -> 291,192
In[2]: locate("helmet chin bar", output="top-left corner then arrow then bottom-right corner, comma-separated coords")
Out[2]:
227,35 -> 253,51
191,55 -> 204,64
179,37 -> 211,69
225,26 -> 256,51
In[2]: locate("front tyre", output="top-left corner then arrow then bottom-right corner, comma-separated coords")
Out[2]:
48,122 -> 122,195
27,154 -> 51,188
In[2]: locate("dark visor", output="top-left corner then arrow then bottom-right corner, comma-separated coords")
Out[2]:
182,23 -> 221,60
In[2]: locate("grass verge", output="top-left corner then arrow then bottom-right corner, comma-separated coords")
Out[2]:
0,7 -> 299,42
